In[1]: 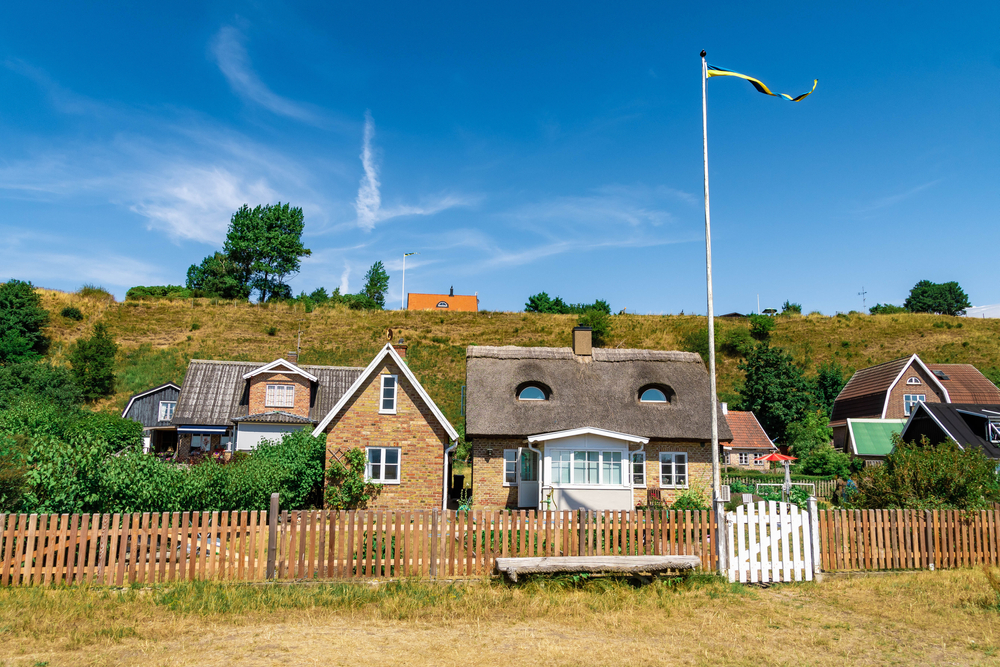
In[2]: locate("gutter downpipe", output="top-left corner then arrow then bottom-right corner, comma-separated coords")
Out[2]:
442,439 -> 458,511
527,441 -> 544,511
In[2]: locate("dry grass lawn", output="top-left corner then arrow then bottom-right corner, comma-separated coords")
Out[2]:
2,569 -> 1000,666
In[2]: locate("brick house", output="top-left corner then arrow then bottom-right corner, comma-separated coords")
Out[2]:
465,327 -> 732,511
312,343 -> 459,510
829,354 -> 1000,451
721,405 -> 776,469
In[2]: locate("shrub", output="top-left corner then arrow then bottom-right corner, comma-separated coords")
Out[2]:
0,278 -> 50,364
748,314 -> 775,341
78,284 -> 113,300
126,285 -> 194,300
577,309 -> 610,347
681,328 -> 711,365
265,326 -> 278,336
669,488 -> 709,511
869,303 -> 906,315
325,447 -> 382,509
60,306 -> 84,321
69,323 -> 118,401
781,301 -> 802,315
720,327 -> 754,357
190,322 -> 201,331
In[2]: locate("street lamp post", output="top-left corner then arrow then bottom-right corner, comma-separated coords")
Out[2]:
401,252 -> 418,310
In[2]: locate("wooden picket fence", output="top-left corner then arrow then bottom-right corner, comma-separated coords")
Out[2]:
818,508 -> 1000,571
0,509 -> 718,586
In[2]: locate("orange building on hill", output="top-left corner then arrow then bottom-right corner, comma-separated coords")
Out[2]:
407,288 -> 478,312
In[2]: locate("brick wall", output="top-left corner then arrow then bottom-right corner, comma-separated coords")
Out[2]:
324,359 -> 451,510
471,437 -> 712,510
725,449 -> 768,469
885,365 -> 944,419
248,372 -> 312,417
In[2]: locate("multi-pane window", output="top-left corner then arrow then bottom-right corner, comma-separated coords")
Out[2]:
906,377 -> 921,385
631,452 -> 646,487
903,394 -> 926,416
659,452 -> 688,488
265,384 -> 295,408
520,450 -> 538,482
989,421 -> 1000,444
158,400 -> 176,422
366,447 -> 401,484
503,450 -> 518,485
380,375 -> 398,414
738,452 -> 749,465
551,450 -> 624,485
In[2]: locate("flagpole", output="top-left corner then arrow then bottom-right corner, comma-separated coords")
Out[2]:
701,50 -> 721,500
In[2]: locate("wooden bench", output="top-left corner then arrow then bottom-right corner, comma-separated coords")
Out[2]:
494,555 -> 702,582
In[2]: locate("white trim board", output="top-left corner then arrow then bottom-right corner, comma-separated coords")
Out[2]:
311,343 -> 459,441
121,382 -> 180,419
242,358 -> 319,382
881,354 -> 950,418
527,426 -> 649,445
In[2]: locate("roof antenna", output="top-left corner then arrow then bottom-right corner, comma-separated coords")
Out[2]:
858,286 -> 867,312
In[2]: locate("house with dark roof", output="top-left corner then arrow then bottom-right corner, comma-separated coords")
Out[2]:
829,354 -> 1000,451
721,406 -> 776,469
465,327 -> 732,511
900,403 -> 1000,458
121,382 -> 180,453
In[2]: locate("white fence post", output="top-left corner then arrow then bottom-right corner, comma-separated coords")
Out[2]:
807,496 -> 822,581
714,495 -> 728,576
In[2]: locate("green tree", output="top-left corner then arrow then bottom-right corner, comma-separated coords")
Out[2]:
325,447 -> 382,509
847,436 -> 1000,510
903,280 -> 971,316
223,203 -> 311,302
748,314 -> 775,341
0,361 -> 82,410
577,309 -> 611,347
869,303 -> 906,315
785,409 -> 833,461
362,261 -> 390,309
811,362 -> 847,415
185,251 -> 252,300
738,342 -> 812,442
798,444 -> 854,478
781,301 -> 802,315
0,279 -> 50,364
69,323 -> 118,401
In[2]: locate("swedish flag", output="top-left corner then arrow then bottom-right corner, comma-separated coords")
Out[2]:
707,64 -> 817,102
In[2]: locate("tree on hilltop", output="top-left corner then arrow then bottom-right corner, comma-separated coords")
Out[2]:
0,279 -> 50,365
223,203 -> 311,302
903,280 -> 971,316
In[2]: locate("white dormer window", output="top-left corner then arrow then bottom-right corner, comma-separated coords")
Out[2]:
989,421 -> 1000,444
380,375 -> 398,414
906,377 -> 921,385
158,401 -> 176,421
266,384 -> 295,408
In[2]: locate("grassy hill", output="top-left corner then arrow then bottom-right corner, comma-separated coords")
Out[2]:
36,288 -> 1000,429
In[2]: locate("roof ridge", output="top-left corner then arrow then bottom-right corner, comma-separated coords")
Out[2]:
188,358 -> 364,371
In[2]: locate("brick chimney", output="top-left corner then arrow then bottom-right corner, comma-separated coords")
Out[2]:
572,327 -> 592,357
285,351 -> 298,365
392,338 -> 407,359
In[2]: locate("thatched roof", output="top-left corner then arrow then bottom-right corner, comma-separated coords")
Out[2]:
172,360 -> 363,426
465,346 -> 732,441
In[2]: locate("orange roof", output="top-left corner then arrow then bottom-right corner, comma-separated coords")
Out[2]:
724,411 -> 775,449
927,364 -> 1000,403
407,293 -> 478,312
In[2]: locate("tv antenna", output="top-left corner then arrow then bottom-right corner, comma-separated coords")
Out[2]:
858,286 -> 867,312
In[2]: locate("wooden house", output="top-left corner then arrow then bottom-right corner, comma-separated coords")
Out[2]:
121,382 -> 180,453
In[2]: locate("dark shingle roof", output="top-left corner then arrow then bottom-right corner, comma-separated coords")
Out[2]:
902,403 -> 1000,458
232,411 -> 316,424
172,360 -> 363,426
831,357 -> 911,422
724,411 -> 774,450
465,346 -> 732,441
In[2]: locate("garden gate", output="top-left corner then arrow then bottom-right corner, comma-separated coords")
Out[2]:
726,500 -> 821,583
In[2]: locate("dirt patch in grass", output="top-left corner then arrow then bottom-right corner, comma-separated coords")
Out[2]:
1,570 -> 999,666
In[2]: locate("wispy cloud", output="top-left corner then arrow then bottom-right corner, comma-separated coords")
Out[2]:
339,264 -> 351,293
210,25 -> 322,124
855,179 -> 942,215
4,58 -> 110,116
351,112 -> 473,231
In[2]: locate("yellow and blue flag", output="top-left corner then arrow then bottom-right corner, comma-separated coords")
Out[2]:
707,64 -> 817,102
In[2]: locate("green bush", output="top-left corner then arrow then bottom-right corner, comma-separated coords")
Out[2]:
577,309 -> 610,347
669,488 -> 709,511
0,278 -> 50,364
720,327 -> 754,357
69,323 -> 118,401
78,284 -> 113,300
748,314 -> 775,341
325,447 -> 382,510
126,285 -> 195,300
60,306 -> 84,321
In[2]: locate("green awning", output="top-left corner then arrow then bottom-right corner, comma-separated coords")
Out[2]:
848,419 -> 907,457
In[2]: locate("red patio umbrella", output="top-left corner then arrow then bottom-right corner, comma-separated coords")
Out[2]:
754,452 -> 797,496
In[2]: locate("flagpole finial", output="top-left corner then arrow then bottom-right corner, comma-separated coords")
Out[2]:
700,50 -> 706,58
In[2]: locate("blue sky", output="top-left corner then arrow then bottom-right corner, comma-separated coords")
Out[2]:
1,1 -> 998,314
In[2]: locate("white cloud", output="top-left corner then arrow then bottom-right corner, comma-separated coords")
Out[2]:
354,111 -> 381,231
855,179 -> 941,215
339,264 -> 351,293
210,25 -> 322,124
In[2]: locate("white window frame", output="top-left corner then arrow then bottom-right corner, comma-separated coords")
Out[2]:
503,449 -> 518,486
548,449 -> 627,487
265,384 -> 295,408
659,452 -> 688,489
379,375 -> 398,414
631,451 -> 646,487
365,446 -> 401,484
989,421 -> 1000,444
906,377 -> 921,385
903,393 -> 926,416
158,400 -> 176,422
738,452 -> 750,465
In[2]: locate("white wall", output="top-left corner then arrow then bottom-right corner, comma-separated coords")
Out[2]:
550,487 -> 634,511
235,424 -> 305,452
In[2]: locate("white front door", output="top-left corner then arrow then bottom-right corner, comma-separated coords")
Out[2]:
517,448 -> 539,508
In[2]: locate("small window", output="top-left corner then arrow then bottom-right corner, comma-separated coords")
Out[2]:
903,394 -> 926,416
366,447 -> 401,484
380,375 -> 398,414
436,301 -> 449,308
158,400 -> 176,422
640,388 -> 667,403
989,421 -> 1000,444
520,450 -> 538,482
906,377 -> 921,385
517,384 -> 548,401
660,452 -> 688,488
265,384 -> 295,408
738,452 -> 749,465
503,450 -> 518,486
631,452 -> 646,487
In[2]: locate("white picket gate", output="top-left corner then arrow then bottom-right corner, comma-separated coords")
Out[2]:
726,501 -> 819,583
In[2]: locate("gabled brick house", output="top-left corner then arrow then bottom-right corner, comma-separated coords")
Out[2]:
721,405 -> 776,469
312,343 -> 459,510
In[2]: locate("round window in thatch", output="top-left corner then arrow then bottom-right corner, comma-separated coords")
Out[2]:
639,384 -> 673,403
516,383 -> 550,401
